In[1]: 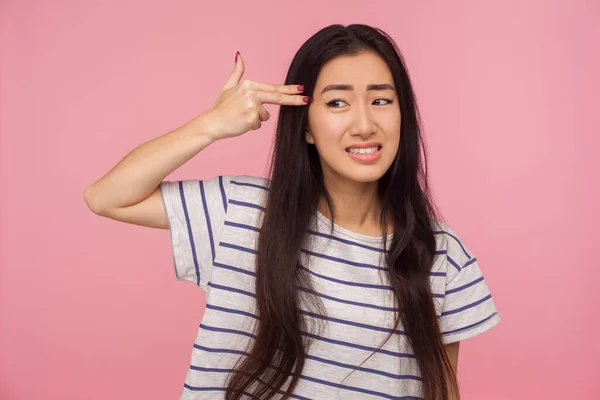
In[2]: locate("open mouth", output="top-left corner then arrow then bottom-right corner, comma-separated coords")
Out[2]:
345,146 -> 382,155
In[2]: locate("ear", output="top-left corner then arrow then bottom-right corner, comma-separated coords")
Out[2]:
305,129 -> 315,144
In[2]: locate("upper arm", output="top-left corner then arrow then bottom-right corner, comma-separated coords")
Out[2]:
444,341 -> 460,400
89,186 -> 169,229
444,341 -> 460,373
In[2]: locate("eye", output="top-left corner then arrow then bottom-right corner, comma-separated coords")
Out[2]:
373,98 -> 393,106
326,99 -> 348,108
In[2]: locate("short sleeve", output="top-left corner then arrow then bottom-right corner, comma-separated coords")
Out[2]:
437,226 -> 501,344
160,175 -> 233,294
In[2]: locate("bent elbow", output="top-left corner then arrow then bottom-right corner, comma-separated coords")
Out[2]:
84,186 -> 105,216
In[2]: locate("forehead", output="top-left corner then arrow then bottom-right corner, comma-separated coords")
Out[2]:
314,51 -> 394,89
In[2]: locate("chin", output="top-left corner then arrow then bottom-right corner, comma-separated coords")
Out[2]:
321,156 -> 395,185
342,168 -> 388,184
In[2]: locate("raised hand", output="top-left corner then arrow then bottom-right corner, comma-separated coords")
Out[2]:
201,52 -> 309,141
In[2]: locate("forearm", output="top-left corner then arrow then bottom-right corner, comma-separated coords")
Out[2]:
84,116 -> 214,214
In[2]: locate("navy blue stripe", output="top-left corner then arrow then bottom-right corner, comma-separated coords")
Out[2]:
190,365 -> 231,373
220,241 -> 256,254
230,222 -> 438,259
446,256 -> 461,272
218,176 -> 227,212
300,265 -> 445,298
298,286 -> 398,312
200,324 -> 415,358
183,385 -> 251,396
205,304 -> 405,336
462,257 -> 477,268
441,294 -> 492,317
301,310 -> 406,335
212,280 -> 396,313
302,249 -> 384,271
209,280 -> 410,318
300,374 -> 423,399
183,385 -> 224,392
446,276 -> 484,295
194,344 -> 244,355
434,230 -> 471,259
178,182 -> 201,286
183,384 -> 310,400
308,230 -> 386,253
193,344 -> 420,382
300,265 -> 393,290
307,354 -> 421,381
229,199 -> 265,211
302,331 -> 415,359
200,323 -> 256,339
442,312 -> 498,335
225,220 -> 260,232
213,261 -> 255,277
230,180 -> 269,191
199,181 -> 216,264
189,368 -> 423,399
206,304 -> 258,319
200,323 -> 415,359
209,281 -> 256,298
183,385 -> 228,393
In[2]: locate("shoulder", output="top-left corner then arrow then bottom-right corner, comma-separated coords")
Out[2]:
221,175 -> 270,208
431,221 -> 476,278
164,175 -> 270,211
224,175 -> 270,191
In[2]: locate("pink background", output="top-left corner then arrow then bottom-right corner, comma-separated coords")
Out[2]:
1,1 -> 598,399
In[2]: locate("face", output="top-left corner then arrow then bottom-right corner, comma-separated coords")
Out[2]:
306,51 -> 401,186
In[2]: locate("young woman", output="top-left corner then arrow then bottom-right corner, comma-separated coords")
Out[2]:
85,24 -> 500,400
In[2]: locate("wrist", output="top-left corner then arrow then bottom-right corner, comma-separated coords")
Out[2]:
186,113 -> 220,144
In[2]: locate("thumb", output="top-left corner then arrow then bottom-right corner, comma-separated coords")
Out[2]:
222,51 -> 245,91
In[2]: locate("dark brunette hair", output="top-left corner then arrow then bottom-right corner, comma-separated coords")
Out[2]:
225,24 -> 458,400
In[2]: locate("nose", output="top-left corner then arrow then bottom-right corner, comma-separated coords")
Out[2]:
349,104 -> 376,139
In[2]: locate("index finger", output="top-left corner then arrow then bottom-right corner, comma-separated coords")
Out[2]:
249,81 -> 305,95
256,91 -> 310,106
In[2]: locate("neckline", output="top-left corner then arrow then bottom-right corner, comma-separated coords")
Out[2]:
315,210 -> 394,244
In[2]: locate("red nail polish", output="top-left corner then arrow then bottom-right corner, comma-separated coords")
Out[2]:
303,96 -> 310,103
235,51 -> 240,62
297,85 -> 304,92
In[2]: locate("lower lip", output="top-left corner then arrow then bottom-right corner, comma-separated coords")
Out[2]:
346,148 -> 381,163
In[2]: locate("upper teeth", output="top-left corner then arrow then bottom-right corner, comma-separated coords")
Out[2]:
348,147 -> 379,154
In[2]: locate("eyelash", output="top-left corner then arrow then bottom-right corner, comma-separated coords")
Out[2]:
326,98 -> 394,108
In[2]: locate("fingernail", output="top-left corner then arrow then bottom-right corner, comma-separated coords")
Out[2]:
302,96 -> 310,103
235,51 -> 240,62
297,85 -> 304,92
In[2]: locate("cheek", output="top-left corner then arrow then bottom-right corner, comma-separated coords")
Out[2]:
382,116 -> 401,160
308,111 -> 345,146
388,114 -> 401,144
388,134 -> 401,160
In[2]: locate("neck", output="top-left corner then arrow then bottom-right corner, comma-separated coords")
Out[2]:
318,174 -> 384,236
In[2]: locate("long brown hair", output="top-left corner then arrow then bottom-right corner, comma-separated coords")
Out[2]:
225,24 -> 459,400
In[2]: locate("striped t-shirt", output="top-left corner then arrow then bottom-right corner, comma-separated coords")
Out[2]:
160,175 -> 501,400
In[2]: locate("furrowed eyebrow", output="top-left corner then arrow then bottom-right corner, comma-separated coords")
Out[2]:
320,83 -> 395,94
